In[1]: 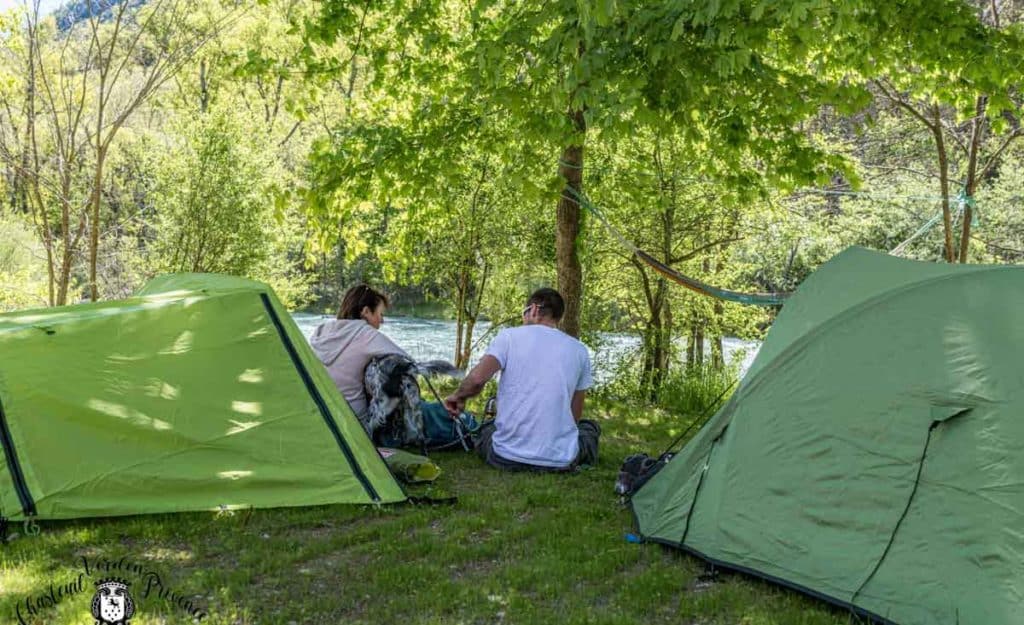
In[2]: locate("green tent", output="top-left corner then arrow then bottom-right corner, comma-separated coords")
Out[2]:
0,274 -> 405,521
632,247 -> 1024,625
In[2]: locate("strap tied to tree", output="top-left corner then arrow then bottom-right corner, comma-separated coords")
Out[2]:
562,186 -> 789,306
957,188 -> 981,228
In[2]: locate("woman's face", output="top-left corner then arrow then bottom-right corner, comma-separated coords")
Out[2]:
361,301 -> 386,329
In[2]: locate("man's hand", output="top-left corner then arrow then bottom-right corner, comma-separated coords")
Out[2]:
443,394 -> 465,418
444,355 -> 502,419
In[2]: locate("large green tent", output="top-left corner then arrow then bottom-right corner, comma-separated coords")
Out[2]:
0,274 -> 405,521
632,247 -> 1024,625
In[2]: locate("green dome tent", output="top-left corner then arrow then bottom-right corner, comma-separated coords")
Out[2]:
631,247 -> 1024,625
0,274 -> 405,521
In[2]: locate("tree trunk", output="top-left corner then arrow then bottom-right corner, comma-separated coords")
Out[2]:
88,142 -> 107,301
460,315 -> 477,369
453,267 -> 468,368
686,317 -> 696,366
710,256 -> 725,370
199,58 -> 209,113
640,294 -> 664,397
930,105 -> 955,263
825,173 -> 845,217
556,115 -> 584,338
711,300 -> 725,370
959,95 -> 987,263
458,262 -> 488,368
692,319 -> 704,367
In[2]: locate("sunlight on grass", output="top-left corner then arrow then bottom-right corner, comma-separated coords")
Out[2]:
139,547 -> 195,563
0,562 -> 45,597
0,398 -> 851,625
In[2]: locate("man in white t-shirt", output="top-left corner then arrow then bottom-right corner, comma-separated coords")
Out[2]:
443,288 -> 600,471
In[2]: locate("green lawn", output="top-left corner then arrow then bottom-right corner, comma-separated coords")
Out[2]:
0,400 -> 853,625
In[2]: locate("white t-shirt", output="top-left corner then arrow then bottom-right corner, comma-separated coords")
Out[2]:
484,325 -> 594,468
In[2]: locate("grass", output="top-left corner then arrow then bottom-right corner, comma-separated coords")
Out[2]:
0,399 -> 855,625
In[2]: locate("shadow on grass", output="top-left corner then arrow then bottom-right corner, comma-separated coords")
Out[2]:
0,399 -> 853,625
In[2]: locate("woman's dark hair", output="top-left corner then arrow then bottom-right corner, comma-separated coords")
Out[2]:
337,284 -> 389,320
526,287 -> 565,321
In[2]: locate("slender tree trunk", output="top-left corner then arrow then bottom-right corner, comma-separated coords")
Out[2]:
88,141 -> 107,301
930,105 -> 955,262
640,291 -> 663,397
711,300 -> 725,370
959,96 -> 987,263
461,315 -> 477,369
692,319 -> 704,367
453,267 -> 467,367
825,173 -> 845,217
686,308 -> 705,368
199,58 -> 209,113
651,281 -> 669,392
458,262 -> 488,368
22,51 -> 56,306
710,255 -> 725,370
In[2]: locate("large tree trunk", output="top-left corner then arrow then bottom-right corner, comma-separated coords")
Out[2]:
556,118 -> 584,338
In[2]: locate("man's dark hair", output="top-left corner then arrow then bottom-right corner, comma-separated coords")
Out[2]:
337,284 -> 389,320
526,287 -> 565,321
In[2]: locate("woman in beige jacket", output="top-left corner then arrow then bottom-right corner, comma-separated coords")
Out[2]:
309,284 -> 408,421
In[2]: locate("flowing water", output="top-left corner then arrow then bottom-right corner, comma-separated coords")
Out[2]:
292,313 -> 760,384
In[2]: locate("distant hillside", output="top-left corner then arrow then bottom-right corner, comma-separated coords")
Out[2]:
54,0 -> 146,31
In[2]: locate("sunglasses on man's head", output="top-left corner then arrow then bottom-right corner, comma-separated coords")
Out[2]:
523,304 -> 545,317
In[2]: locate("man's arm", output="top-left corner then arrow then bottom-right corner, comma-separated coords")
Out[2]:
571,390 -> 587,423
443,355 -> 502,417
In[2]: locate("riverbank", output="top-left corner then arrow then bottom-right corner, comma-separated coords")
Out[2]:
291,313 -> 761,383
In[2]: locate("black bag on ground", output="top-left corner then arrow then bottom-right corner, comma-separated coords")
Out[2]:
615,453 -> 672,497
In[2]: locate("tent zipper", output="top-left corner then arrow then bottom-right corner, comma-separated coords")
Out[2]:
0,396 -> 35,517
258,294 -> 381,502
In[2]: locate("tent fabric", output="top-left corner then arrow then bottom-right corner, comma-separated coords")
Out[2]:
631,247 -> 1024,625
0,274 -> 405,521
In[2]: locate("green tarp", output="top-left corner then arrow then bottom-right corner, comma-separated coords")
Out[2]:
0,274 -> 405,521
632,247 -> 1024,625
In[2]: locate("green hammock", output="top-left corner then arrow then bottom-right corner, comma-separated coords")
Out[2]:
566,187 -> 789,306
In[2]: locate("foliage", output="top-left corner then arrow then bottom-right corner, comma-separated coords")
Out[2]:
597,346 -> 740,420
0,211 -> 49,311
2,0 -> 1024,400
150,106 -> 271,276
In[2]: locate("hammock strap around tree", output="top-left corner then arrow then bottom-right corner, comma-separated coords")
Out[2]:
563,186 -> 790,307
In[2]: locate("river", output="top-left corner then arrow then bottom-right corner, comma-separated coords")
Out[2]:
292,314 -> 760,384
